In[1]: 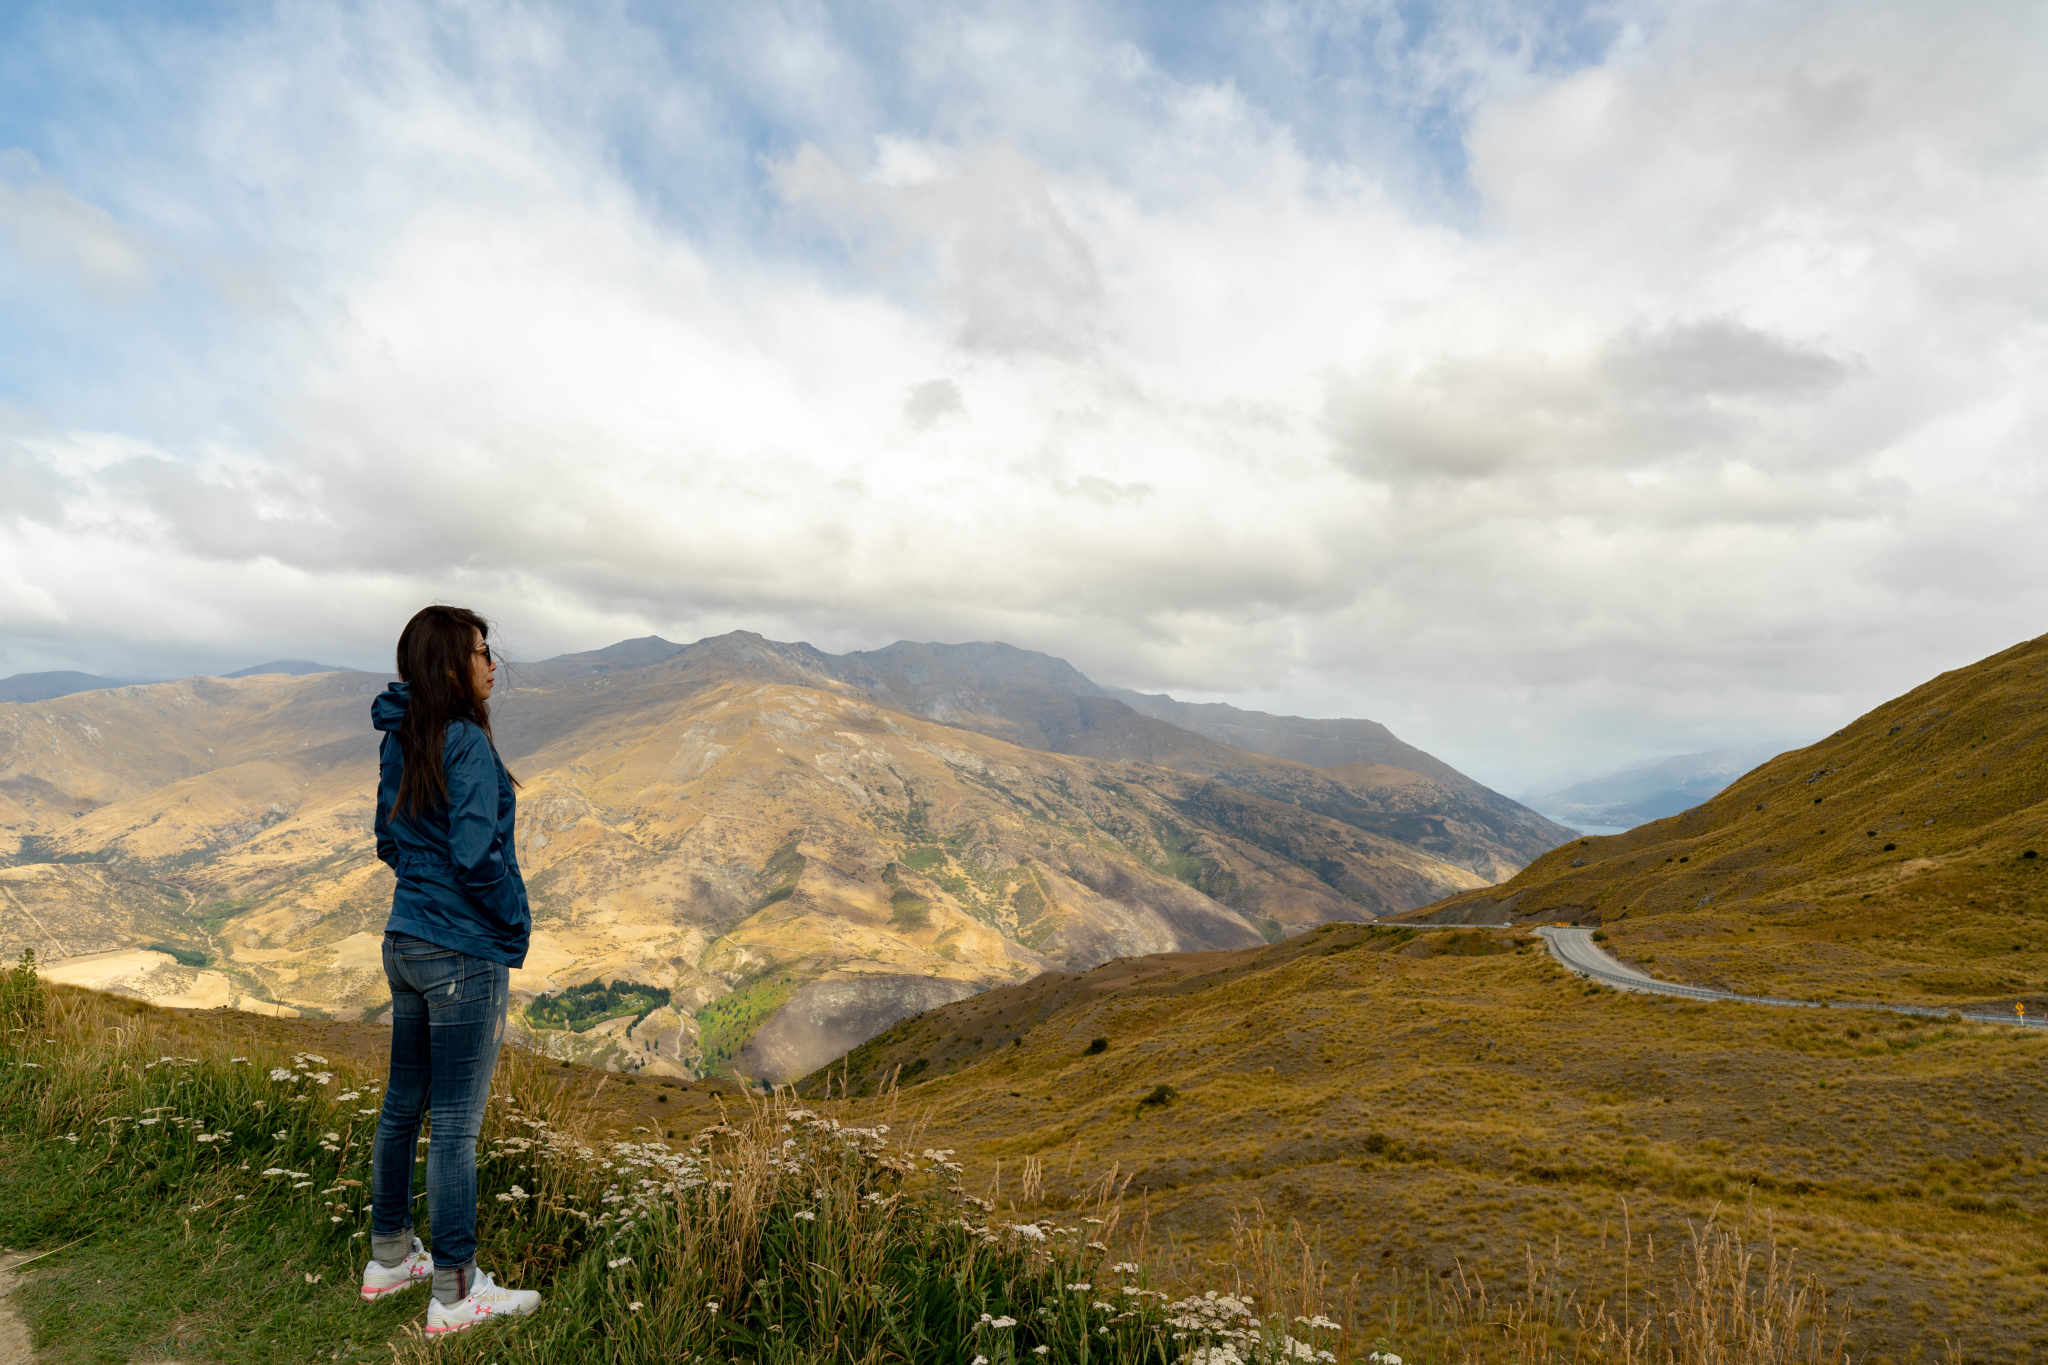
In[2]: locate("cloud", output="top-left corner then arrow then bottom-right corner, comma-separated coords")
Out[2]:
0,150 -> 156,300
771,139 -> 1104,357
0,0 -> 2043,790
1327,317 -> 1857,484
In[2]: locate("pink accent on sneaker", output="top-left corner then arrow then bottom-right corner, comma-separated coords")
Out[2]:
359,1237 -> 432,1301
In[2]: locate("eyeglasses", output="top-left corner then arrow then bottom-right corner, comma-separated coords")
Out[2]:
474,644 -> 495,664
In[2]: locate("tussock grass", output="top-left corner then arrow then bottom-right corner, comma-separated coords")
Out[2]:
1,966 -> 1911,1365
1,972 -> 1352,1365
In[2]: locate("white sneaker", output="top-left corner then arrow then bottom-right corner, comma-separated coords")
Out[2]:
423,1269 -> 541,1335
360,1236 -> 431,1301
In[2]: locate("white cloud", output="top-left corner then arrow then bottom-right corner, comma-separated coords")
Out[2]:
0,0 -> 2043,790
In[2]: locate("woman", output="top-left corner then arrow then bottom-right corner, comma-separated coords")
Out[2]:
358,605 -> 541,1334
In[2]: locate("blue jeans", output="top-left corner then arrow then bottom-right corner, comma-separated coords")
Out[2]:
370,932 -> 509,1270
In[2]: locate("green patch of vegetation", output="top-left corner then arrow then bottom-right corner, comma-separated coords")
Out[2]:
1258,918 -> 1285,943
143,941 -> 213,967
899,845 -> 945,871
888,888 -> 931,931
748,836 -> 807,913
1138,1083 -> 1178,1109
11,836 -> 112,865
694,973 -> 803,1076
525,979 -> 672,1034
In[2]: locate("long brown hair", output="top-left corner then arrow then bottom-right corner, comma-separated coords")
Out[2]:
393,605 -> 515,817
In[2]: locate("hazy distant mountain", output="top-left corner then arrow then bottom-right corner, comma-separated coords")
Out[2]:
224,660 -> 360,678
1520,743 -> 1790,829
0,671 -> 130,703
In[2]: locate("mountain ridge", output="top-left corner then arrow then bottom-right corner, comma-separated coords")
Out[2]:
1,634 -> 1523,1082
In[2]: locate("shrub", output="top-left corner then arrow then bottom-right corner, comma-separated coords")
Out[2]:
1084,1037 -> 1108,1055
0,949 -> 43,1037
1139,1084 -> 1178,1108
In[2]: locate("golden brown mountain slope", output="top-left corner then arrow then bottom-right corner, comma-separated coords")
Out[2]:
512,633 -> 1574,881
1400,631 -> 2048,1010
0,660 -> 1486,1081
796,921 -> 2048,1361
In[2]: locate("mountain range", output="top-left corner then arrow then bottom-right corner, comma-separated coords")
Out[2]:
0,660 -> 357,705
0,632 -> 1573,1081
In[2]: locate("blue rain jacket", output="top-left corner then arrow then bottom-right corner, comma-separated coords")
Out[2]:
372,682 -> 530,967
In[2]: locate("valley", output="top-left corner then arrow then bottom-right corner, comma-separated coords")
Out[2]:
0,633 -> 1566,1082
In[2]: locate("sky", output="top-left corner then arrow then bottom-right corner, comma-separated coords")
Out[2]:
1,0 -> 2044,794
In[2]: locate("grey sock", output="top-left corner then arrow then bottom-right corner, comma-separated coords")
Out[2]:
432,1260 -> 478,1306
371,1231 -> 414,1269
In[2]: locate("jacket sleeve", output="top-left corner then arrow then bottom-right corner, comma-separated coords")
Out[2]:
374,736 -> 400,870
445,724 -> 526,929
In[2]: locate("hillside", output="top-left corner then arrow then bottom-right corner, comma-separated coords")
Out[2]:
800,921 -> 2048,1360
1401,632 -> 2048,1010
0,651 -> 1493,1082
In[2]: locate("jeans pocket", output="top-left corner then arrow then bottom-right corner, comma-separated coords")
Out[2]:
398,949 -> 466,1007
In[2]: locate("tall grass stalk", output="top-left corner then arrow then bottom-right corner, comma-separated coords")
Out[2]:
1368,1201 -> 1850,1365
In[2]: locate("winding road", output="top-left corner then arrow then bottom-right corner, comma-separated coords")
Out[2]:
1535,925 -> 2045,1029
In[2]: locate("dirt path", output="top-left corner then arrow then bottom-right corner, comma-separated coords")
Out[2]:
0,1252 -> 36,1365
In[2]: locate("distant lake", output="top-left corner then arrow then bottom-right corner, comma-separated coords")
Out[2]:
1569,825 -> 1634,838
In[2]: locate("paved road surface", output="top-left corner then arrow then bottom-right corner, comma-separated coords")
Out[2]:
1535,926 -> 2045,1028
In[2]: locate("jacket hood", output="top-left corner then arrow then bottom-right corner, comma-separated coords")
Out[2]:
371,681 -> 411,732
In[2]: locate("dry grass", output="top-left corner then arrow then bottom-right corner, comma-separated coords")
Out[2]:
7,969 -> 1974,1364
808,926 -> 2048,1363
1411,632 -> 2048,1015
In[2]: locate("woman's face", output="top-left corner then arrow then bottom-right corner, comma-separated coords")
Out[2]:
469,628 -> 496,700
